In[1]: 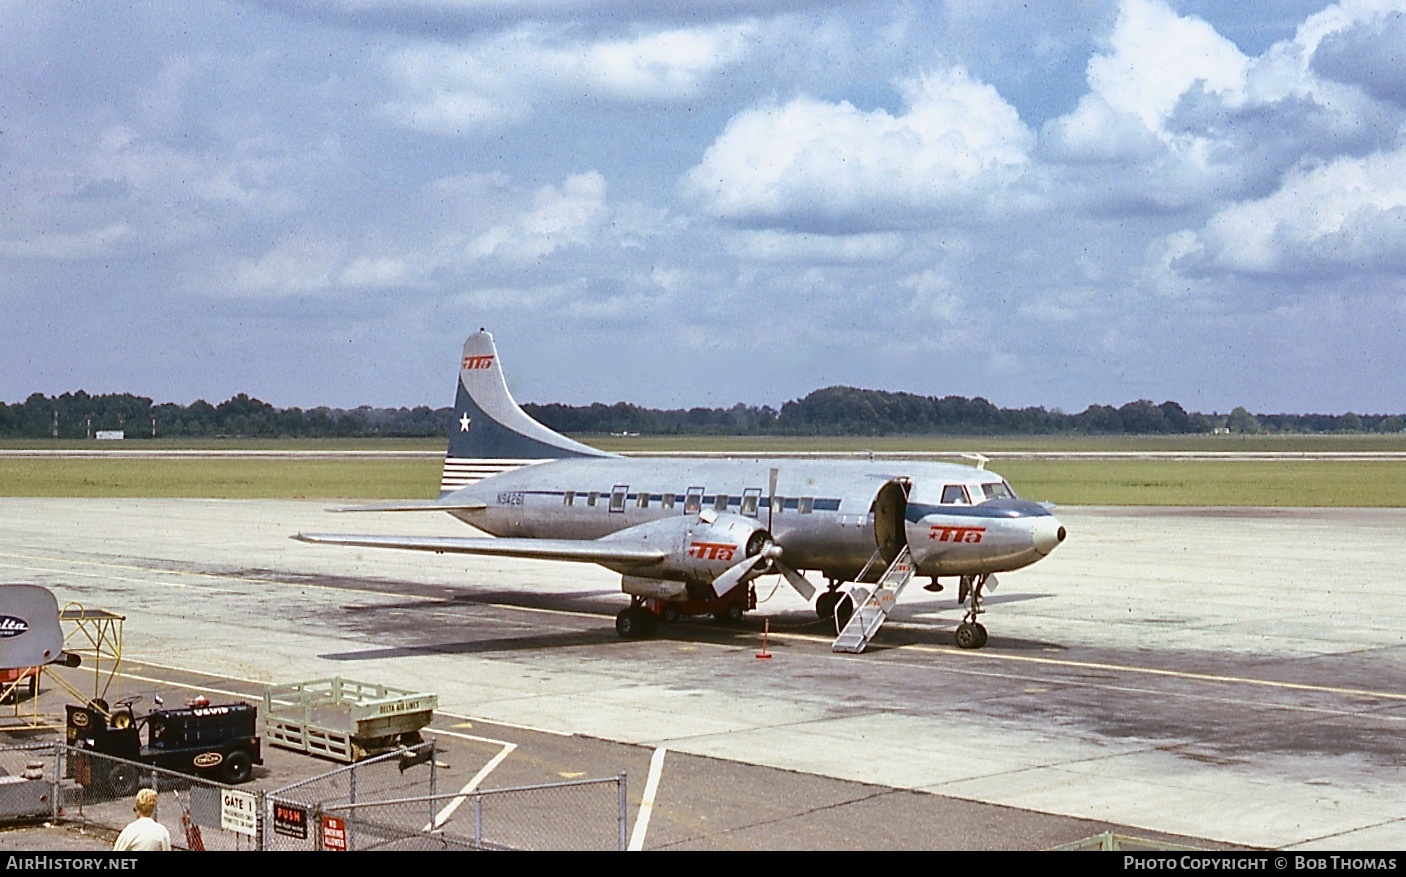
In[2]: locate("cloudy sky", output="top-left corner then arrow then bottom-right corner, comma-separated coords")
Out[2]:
4,0 -> 1406,415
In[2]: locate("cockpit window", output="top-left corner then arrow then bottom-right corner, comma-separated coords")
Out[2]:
940,484 -> 971,505
980,481 -> 1015,500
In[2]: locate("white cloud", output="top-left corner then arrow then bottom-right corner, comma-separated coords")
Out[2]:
228,238 -> 415,298
1041,0 -> 1250,176
727,229 -> 905,263
1087,0 -> 1248,132
467,171 -> 608,263
382,23 -> 752,134
685,65 -> 1032,227
1039,0 -> 1406,215
0,223 -> 134,260
230,237 -> 343,297
87,126 -> 300,212
1190,148 -> 1406,276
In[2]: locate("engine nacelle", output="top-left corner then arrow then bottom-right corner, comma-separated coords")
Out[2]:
600,511 -> 770,585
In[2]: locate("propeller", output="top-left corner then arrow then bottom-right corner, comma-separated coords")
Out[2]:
709,540 -> 817,601
708,467 -> 819,600
710,541 -> 781,596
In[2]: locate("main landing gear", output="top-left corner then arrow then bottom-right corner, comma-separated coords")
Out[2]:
615,599 -> 659,639
615,587 -> 753,640
954,573 -> 991,649
813,580 -> 854,629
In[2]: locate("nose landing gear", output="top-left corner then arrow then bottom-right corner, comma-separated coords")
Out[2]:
954,573 -> 993,649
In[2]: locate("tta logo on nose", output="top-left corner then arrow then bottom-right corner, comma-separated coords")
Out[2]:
462,355 -> 495,370
929,526 -> 985,543
688,541 -> 737,561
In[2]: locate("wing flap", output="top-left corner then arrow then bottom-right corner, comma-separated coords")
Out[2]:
293,532 -> 666,565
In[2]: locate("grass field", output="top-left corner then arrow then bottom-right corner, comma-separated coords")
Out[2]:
3,434 -> 1406,505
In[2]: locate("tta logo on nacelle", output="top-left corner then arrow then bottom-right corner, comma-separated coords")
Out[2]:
462,355 -> 495,370
0,616 -> 29,639
929,525 -> 986,543
688,541 -> 737,561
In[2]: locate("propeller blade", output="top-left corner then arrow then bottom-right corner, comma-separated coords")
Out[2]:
711,543 -> 782,597
712,552 -> 759,596
775,562 -> 816,601
767,466 -> 778,531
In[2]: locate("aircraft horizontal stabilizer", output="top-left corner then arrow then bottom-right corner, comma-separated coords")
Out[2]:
328,501 -> 489,513
293,533 -> 667,565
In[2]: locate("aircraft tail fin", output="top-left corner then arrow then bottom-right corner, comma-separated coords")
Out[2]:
440,329 -> 612,496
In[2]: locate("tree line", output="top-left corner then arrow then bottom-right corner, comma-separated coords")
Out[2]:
1,388 -> 1402,440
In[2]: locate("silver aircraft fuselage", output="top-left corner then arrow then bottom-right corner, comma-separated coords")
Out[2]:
446,457 -> 1064,582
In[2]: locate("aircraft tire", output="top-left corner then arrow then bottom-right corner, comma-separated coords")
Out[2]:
815,592 -> 838,619
661,605 -> 680,624
954,621 -> 988,650
714,604 -> 744,624
616,607 -> 652,639
833,595 -> 854,629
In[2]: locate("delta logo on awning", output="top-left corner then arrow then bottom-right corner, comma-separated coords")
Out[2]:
0,616 -> 30,639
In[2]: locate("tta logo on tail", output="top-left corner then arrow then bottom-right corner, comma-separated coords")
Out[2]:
462,355 -> 495,370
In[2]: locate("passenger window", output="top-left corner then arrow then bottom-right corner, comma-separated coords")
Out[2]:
637,492 -> 650,509
685,487 -> 703,514
563,491 -> 575,507
941,484 -> 971,505
714,494 -> 730,512
610,485 -> 628,513
741,489 -> 760,517
772,495 -> 784,515
798,496 -> 814,514
587,491 -> 599,507
662,493 -> 676,509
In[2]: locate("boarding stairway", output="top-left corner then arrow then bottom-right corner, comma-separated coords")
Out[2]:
832,545 -> 916,654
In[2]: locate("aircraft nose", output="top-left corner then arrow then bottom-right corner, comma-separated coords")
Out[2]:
1033,516 -> 1067,556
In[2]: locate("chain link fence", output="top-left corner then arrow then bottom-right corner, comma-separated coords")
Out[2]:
2,741 -> 625,851
268,742 -> 626,850
313,777 -> 628,851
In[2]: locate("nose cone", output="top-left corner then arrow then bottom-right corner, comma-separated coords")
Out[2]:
1033,516 -> 1067,556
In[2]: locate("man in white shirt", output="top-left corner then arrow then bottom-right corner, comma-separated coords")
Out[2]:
113,788 -> 171,851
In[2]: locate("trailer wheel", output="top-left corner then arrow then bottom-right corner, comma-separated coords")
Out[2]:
222,750 -> 253,784
108,763 -> 140,797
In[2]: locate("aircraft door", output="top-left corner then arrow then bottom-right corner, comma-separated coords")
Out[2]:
871,479 -> 910,563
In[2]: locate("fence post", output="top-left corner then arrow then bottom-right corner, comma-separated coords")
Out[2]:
428,740 -> 437,833
347,763 -> 356,851
474,794 -> 483,848
46,743 -> 60,822
618,772 -> 628,852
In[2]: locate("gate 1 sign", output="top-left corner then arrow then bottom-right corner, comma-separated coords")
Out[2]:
221,789 -> 258,836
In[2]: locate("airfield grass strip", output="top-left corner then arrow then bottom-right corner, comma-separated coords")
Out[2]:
3,455 -> 1406,506
0,458 -> 437,499
993,459 -> 1406,507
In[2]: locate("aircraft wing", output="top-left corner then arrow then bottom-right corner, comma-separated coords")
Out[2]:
328,501 -> 489,513
293,532 -> 667,565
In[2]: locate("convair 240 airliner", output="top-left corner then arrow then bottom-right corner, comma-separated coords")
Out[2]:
296,330 -> 1066,653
